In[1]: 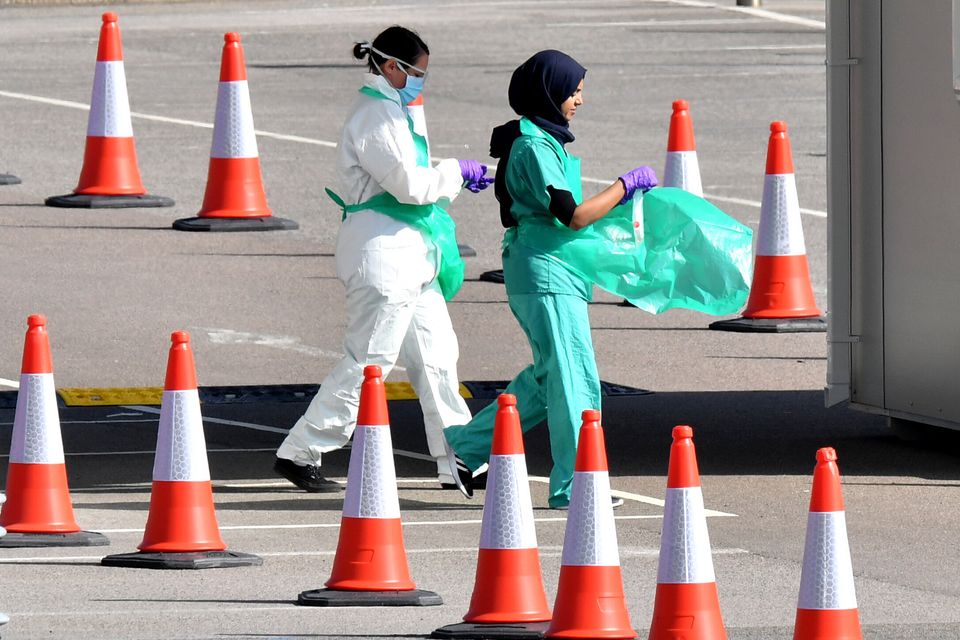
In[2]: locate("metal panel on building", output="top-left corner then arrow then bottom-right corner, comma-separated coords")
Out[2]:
828,0 -> 960,430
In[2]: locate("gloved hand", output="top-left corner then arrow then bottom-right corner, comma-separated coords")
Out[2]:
459,159 -> 493,193
618,165 -> 658,204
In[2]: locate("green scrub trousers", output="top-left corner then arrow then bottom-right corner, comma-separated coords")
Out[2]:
444,284 -> 600,507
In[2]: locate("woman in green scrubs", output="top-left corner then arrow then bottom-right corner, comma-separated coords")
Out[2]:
444,50 -> 658,509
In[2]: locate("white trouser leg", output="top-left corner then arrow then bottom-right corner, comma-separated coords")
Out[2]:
399,281 -> 473,479
277,210 -> 430,466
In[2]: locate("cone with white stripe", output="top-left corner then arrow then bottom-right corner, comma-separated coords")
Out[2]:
101,331 -> 261,569
546,410 -> 635,639
46,13 -> 173,209
298,365 -> 441,606
793,448 -> 862,640
173,33 -> 296,231
432,394 -> 550,639
0,315 -> 107,547
648,425 -> 726,640
710,121 -> 825,332
663,99 -> 703,196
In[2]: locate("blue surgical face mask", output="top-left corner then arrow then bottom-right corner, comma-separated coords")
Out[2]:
396,64 -> 425,104
369,46 -> 427,104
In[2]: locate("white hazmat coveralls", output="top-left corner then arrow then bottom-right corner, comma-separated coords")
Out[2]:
276,73 -> 472,483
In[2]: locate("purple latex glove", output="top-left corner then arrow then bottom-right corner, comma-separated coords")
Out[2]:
459,159 -> 487,183
465,176 -> 495,193
618,165 -> 658,204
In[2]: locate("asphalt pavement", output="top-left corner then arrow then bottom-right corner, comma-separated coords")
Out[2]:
2,1 -> 960,639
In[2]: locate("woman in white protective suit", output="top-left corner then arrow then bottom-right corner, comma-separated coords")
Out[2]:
274,26 -> 493,492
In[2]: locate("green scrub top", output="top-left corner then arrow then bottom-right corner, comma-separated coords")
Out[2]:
502,117 -> 591,301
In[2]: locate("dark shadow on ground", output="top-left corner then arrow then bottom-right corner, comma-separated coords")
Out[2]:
1,390 -> 957,489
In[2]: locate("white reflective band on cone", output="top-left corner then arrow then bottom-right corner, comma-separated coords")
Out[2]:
210,81 -> 259,159
797,511 -> 858,610
657,487 -> 716,584
757,173 -> 805,256
11,374 -> 64,464
663,151 -> 703,197
479,454 -> 537,550
153,390 -> 211,481
561,471 -> 620,567
87,61 -> 133,138
343,425 -> 401,519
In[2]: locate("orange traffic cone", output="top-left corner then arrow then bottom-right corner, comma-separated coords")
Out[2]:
546,410 -> 636,639
46,13 -> 173,209
793,448 -> 862,640
0,315 -> 107,547
663,99 -> 703,196
298,365 -> 441,606
433,394 -> 550,639
173,33 -> 296,231
711,121 -> 825,332
648,426 -> 727,640
101,331 -> 261,569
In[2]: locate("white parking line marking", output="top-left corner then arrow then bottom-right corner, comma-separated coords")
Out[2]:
548,18 -> 767,27
653,0 -> 825,29
122,406 -> 288,434
0,88 -> 825,218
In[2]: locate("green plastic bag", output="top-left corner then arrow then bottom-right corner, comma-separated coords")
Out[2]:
516,187 -> 753,315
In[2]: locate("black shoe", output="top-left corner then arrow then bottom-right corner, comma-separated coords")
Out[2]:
273,457 -> 341,493
443,440 -> 473,499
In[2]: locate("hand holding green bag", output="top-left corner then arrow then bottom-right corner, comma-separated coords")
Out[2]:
519,187 -> 753,315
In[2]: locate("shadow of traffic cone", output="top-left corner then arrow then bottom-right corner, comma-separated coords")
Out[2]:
648,426 -> 727,640
298,365 -> 441,606
0,315 -> 108,548
663,99 -> 703,197
710,121 -> 825,332
173,33 -> 297,232
793,448 -> 862,640
432,394 -> 551,639
46,13 -> 173,209
546,410 -> 635,639
101,331 -> 261,569
0,173 -> 20,186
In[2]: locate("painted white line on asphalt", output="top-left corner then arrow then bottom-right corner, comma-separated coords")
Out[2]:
200,327 -> 347,362
725,44 -> 825,51
0,89 -> 825,219
122,406 -> 289,434
581,177 -> 827,217
0,419 -> 159,427
651,0 -> 825,29
547,18 -> 767,27
0,447 -> 277,459
94,514 -> 665,535
0,377 -> 19,389
0,546 -> 748,565
529,475 -> 737,517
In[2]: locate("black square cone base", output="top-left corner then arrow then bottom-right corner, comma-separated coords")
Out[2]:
709,315 -> 827,333
297,587 -> 442,607
101,549 -> 262,570
0,530 -> 108,548
172,216 -> 298,232
45,193 -> 175,208
0,174 -> 21,185
431,622 -> 549,639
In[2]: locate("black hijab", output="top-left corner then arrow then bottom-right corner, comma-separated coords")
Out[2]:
490,50 -> 587,227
